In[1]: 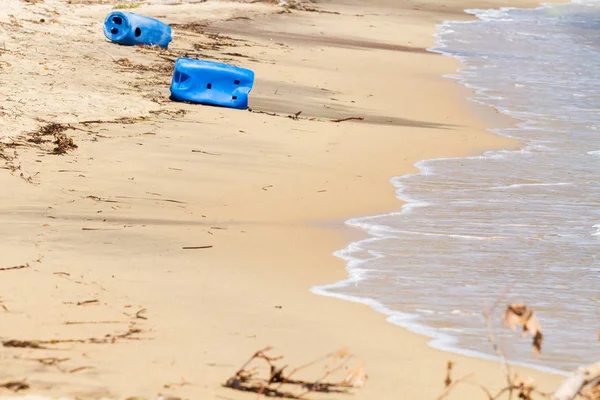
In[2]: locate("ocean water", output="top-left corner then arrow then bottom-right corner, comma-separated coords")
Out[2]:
313,0 -> 600,372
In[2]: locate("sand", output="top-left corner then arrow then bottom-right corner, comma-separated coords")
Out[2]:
0,0 -> 567,399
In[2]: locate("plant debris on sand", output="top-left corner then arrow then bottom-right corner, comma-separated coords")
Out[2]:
53,132 -> 78,154
223,347 -> 367,398
2,327 -> 144,350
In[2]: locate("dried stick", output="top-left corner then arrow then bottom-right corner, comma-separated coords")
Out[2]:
330,117 -> 364,123
0,264 -> 29,272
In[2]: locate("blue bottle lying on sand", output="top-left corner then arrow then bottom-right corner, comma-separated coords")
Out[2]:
170,58 -> 255,110
103,11 -> 172,48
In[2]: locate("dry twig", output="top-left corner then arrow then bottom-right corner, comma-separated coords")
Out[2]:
0,264 -> 29,272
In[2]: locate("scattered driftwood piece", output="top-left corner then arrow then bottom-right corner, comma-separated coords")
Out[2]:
248,109 -> 277,117
3,340 -> 46,349
2,328 -> 143,350
79,116 -> 151,126
135,308 -> 148,320
182,246 -> 213,250
0,380 -> 29,392
0,264 -> 29,272
77,299 -> 99,306
62,299 -> 100,306
34,357 -> 70,366
87,195 -> 119,203
551,362 -> 600,400
330,117 -> 364,123
192,149 -> 221,156
69,366 -> 94,374
223,347 -> 367,399
503,303 -> 543,354
115,195 -> 186,204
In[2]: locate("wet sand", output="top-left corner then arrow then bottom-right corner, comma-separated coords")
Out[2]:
0,0 -> 566,398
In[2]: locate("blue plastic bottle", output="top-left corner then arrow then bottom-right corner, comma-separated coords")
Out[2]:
103,12 -> 172,48
170,58 -> 255,110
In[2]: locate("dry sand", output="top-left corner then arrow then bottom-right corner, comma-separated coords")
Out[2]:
0,0 -> 566,399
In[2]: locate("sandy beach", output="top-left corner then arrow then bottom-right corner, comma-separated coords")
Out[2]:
0,0 -> 567,399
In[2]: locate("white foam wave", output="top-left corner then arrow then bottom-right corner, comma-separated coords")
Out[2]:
488,182 -> 572,190
368,227 -> 508,241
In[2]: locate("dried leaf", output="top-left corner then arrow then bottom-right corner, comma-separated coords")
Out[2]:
503,304 -> 543,354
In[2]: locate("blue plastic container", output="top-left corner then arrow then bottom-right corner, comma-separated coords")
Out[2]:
170,58 -> 255,110
103,11 -> 172,48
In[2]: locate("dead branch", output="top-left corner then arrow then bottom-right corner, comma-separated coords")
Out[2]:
223,347 -> 366,398
551,362 -> 600,400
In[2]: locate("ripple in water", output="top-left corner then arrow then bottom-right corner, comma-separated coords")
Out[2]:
314,0 -> 600,372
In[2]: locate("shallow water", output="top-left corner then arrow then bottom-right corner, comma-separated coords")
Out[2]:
314,0 -> 600,372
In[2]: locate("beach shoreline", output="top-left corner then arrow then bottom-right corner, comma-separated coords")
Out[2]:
0,0 -> 568,398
